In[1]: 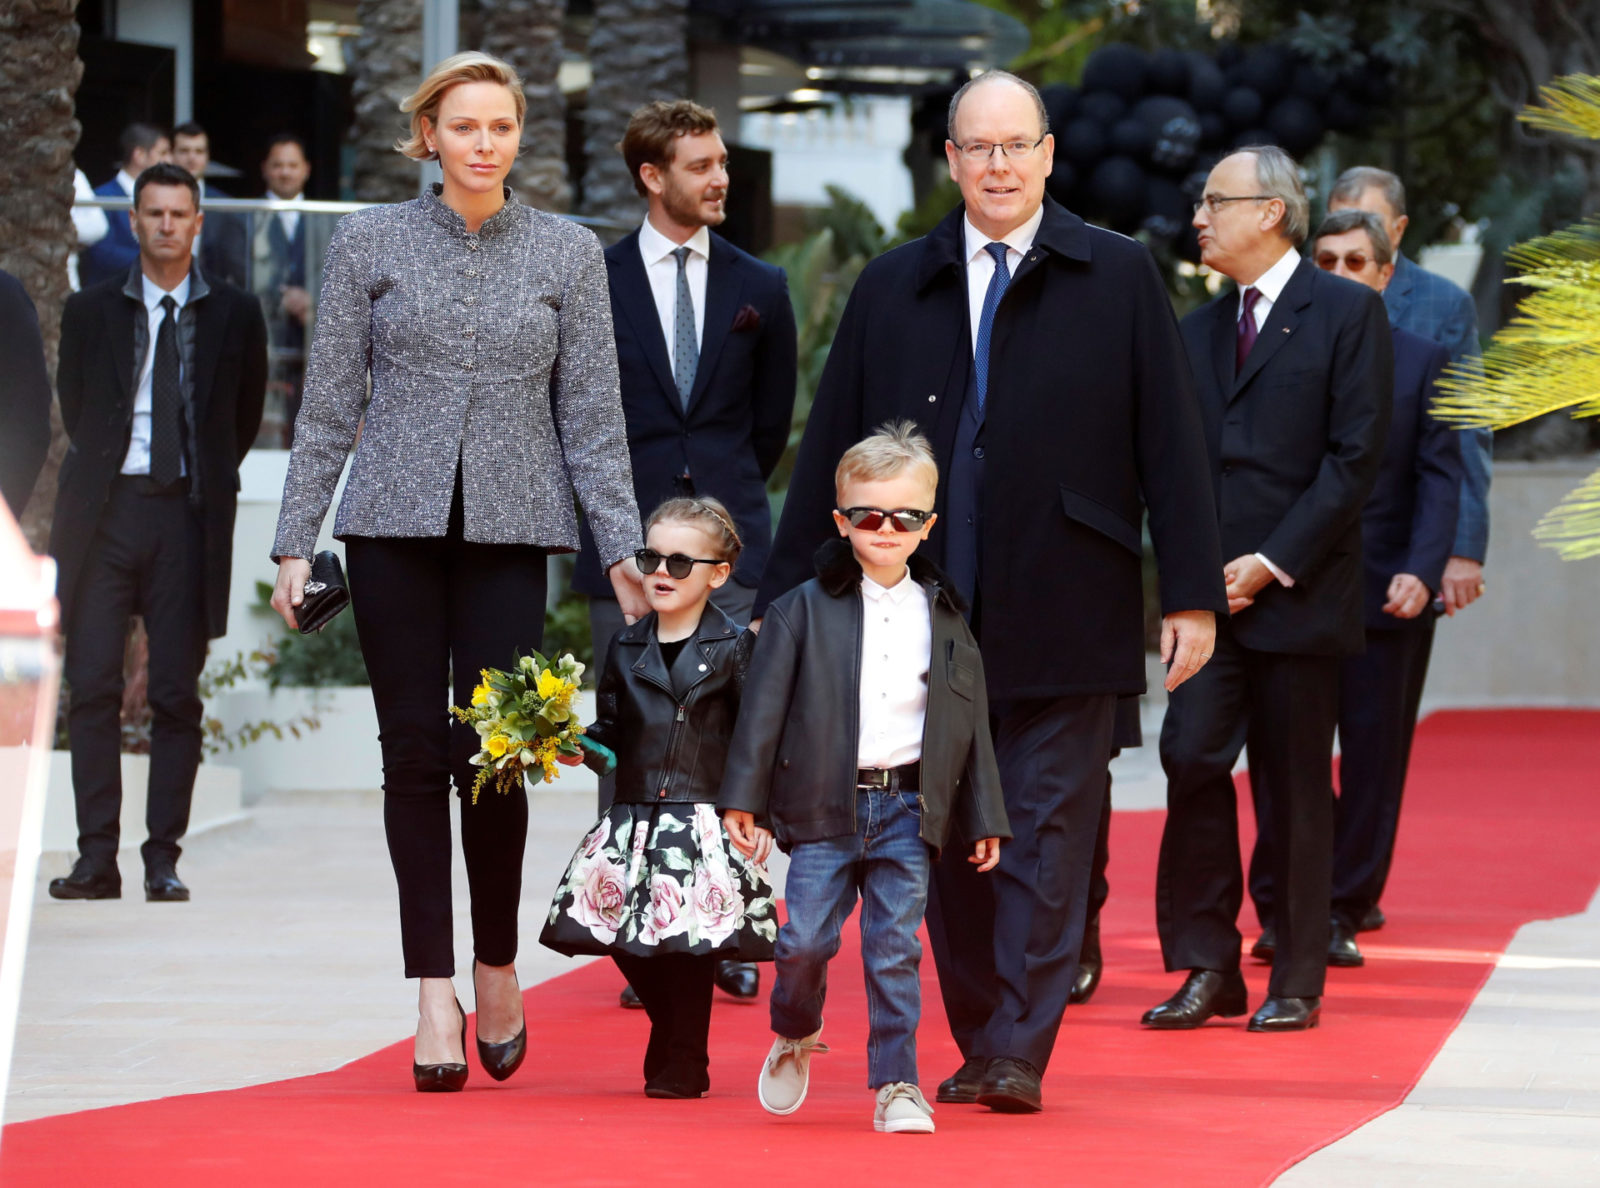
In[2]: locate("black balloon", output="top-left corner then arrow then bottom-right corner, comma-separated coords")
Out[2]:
1141,175 -> 1191,241
1110,117 -> 1155,161
1061,117 -> 1108,165
1077,90 -> 1128,127
1232,127 -> 1277,149
1324,91 -> 1367,133
1238,44 -> 1293,101
1187,54 -> 1229,111
1146,48 -> 1191,96
1046,156 -> 1078,205
1089,156 -> 1148,230
1176,221 -> 1203,264
1041,83 -> 1078,132
1199,111 -> 1230,148
1290,63 -> 1334,103
1132,95 -> 1201,169
1266,96 -> 1324,156
1222,86 -> 1264,129
1082,43 -> 1149,104
1215,41 -> 1244,72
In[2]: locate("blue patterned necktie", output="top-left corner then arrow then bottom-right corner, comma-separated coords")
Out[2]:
973,241 -> 1012,413
671,246 -> 698,406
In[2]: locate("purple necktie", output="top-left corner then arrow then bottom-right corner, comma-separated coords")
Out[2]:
1235,286 -> 1261,376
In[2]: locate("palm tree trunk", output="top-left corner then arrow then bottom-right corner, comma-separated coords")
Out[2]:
479,0 -> 571,211
580,0 -> 689,227
0,0 -> 82,549
350,0 -> 425,204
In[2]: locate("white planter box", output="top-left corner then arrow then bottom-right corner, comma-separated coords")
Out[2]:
41,752 -> 243,855
212,686 -> 382,799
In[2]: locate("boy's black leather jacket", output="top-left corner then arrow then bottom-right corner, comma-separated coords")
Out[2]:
718,539 -> 1010,855
586,602 -> 754,805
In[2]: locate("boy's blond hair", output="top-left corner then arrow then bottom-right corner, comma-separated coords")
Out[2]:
834,420 -> 939,501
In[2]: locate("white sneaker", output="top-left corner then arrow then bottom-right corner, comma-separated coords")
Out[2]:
757,1027 -> 828,1115
874,1081 -> 935,1134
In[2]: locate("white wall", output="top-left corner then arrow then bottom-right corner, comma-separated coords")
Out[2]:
740,96 -> 915,234
115,0 -> 195,122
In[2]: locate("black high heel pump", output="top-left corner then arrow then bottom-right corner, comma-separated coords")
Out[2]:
473,959 -> 528,1082
413,999 -> 469,1093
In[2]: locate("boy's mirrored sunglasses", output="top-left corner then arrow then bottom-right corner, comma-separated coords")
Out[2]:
634,548 -> 725,579
838,506 -> 935,532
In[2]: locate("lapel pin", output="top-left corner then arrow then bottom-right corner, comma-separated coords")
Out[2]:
1282,327 -> 1291,334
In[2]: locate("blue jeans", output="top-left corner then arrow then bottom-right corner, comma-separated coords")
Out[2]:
770,786 -> 931,1088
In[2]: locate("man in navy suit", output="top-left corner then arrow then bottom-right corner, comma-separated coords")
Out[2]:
173,122 -> 248,290
1145,147 -> 1391,1034
79,124 -> 171,289
573,99 -> 797,1003
254,134 -> 313,445
1247,211 -> 1462,968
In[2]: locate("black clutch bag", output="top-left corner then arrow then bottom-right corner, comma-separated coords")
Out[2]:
295,550 -> 350,635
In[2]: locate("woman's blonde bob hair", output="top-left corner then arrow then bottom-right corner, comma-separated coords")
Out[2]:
396,51 -> 526,161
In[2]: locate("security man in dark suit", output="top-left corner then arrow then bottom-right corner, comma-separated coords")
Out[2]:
1248,210 -> 1461,968
760,71 -> 1225,1112
1144,147 -> 1392,1034
48,163 -> 267,903
573,99 -> 797,1003
0,270 -> 52,518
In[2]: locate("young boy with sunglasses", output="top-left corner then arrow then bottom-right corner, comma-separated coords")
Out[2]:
719,421 -> 1009,1134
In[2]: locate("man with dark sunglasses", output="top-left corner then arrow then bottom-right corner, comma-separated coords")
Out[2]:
756,70 -> 1226,1112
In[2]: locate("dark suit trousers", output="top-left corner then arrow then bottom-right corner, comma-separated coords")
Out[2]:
64,480 -> 208,867
1248,622 -> 1435,930
344,482 -> 546,979
1157,620 -> 1338,998
927,693 -> 1115,1072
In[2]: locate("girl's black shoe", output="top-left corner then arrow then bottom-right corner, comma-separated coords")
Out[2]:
473,959 -> 528,1081
413,999 -> 468,1093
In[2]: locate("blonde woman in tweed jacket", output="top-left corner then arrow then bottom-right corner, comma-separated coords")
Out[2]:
269,52 -> 647,1093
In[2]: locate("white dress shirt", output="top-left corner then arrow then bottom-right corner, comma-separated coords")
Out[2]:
123,272 -> 191,476
113,169 -> 136,197
963,204 -> 1044,355
1238,245 -> 1304,587
269,194 -> 304,245
638,216 -> 709,375
857,571 -> 932,769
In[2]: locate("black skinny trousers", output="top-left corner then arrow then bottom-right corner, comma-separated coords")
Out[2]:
344,500 -> 546,979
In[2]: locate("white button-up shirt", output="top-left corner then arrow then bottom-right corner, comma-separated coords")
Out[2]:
123,272 -> 191,476
963,204 -> 1044,354
1239,245 -> 1303,587
270,193 -> 304,245
857,570 -> 932,769
638,216 -> 709,376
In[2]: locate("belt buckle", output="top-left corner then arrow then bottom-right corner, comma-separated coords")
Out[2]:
858,768 -> 889,790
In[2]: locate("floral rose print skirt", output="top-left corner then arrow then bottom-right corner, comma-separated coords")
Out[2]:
540,801 -> 777,960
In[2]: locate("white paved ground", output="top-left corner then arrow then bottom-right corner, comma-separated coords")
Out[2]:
6,701 -> 1598,1184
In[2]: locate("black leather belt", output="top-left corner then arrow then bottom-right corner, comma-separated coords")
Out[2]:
113,474 -> 190,496
857,761 -> 920,791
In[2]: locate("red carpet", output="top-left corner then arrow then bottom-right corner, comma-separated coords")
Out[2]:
5,710 -> 1597,1187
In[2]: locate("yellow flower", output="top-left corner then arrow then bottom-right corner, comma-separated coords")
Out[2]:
536,669 -> 564,700
471,683 -> 491,708
486,735 -> 508,759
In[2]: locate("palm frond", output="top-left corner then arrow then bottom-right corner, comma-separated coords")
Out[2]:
1533,465 -> 1600,561
1519,75 -> 1600,141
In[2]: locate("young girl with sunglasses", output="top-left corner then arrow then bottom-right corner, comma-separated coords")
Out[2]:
541,497 -> 776,1098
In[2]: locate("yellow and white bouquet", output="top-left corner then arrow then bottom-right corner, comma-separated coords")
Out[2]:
451,650 -> 587,803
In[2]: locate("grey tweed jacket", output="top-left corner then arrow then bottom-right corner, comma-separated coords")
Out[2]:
272,187 -> 640,568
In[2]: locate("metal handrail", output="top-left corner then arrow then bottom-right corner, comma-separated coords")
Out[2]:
74,193 -> 626,232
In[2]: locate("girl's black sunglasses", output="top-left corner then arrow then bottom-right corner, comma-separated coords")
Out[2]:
635,548 -> 725,579
838,506 -> 934,532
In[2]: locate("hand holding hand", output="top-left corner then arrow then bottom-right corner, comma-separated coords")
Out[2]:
1383,573 -> 1430,619
969,837 -> 1001,872
608,559 -> 651,624
1439,557 -> 1485,615
1159,609 -> 1216,692
556,751 -> 584,767
1223,554 -> 1273,614
269,556 -> 312,629
723,810 -> 760,859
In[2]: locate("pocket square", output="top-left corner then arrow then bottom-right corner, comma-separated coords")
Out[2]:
731,302 -> 762,332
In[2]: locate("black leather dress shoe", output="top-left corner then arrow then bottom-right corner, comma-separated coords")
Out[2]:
713,959 -> 759,1000
143,864 -> 190,902
1250,924 -> 1276,962
48,858 -> 121,900
976,1057 -> 1043,1113
1140,969 -> 1249,1029
1357,905 -> 1386,932
935,1055 -> 988,1104
619,983 -> 644,1009
1068,917 -> 1102,1005
1328,919 -> 1364,968
1247,995 -> 1320,1031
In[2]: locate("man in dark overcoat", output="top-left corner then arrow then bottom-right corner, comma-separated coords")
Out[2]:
48,163 -> 266,903
757,70 -> 1226,1112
